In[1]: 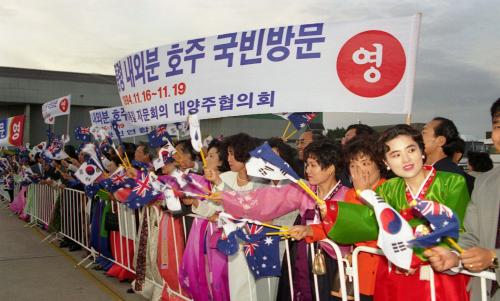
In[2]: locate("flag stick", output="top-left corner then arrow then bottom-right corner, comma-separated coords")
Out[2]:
266,231 -> 290,236
66,114 -> 70,142
257,223 -> 287,231
297,179 -> 326,207
123,151 -> 132,168
445,237 -> 464,253
199,149 -> 207,168
111,144 -> 128,168
405,113 -> 412,125
282,121 -> 291,139
284,129 -> 298,141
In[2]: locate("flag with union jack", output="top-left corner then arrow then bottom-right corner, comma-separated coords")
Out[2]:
74,126 -> 92,142
126,172 -> 161,209
235,223 -> 281,279
408,199 -> 460,248
148,125 -> 174,148
99,166 -> 135,192
277,112 -> 319,130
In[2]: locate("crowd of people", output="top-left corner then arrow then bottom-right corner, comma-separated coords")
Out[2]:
1,98 -> 499,301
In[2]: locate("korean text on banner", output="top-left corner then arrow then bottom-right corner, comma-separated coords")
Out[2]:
42,95 -> 71,123
89,106 -> 183,139
0,115 -> 25,147
114,15 -> 421,127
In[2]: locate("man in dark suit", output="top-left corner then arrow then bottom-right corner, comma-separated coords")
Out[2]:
425,98 -> 500,300
422,116 -> 475,194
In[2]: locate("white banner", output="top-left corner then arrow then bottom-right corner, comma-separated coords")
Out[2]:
42,95 -> 71,123
89,106 -> 187,139
113,15 -> 421,126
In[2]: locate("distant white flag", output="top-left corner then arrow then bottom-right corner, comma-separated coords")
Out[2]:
188,114 -> 203,152
42,95 -> 71,123
359,189 -> 414,270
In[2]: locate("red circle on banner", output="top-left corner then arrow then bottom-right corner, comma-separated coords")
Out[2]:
337,30 -> 406,98
59,98 -> 69,112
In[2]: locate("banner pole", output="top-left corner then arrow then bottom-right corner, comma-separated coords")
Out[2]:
404,13 -> 422,127
405,113 -> 412,125
66,114 -> 71,141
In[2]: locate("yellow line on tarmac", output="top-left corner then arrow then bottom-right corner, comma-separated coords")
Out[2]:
31,227 -> 126,301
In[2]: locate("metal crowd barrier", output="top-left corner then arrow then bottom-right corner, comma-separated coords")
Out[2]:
351,245 -> 498,301
14,184 -> 497,301
25,184 -> 59,229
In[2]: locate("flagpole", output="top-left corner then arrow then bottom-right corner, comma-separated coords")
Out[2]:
404,13 -> 421,127
66,113 -> 71,141
405,113 -> 412,125
281,121 -> 291,139
284,129 -> 298,141
199,149 -> 207,168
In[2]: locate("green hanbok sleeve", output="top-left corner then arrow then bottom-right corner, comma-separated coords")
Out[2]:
322,200 -> 379,244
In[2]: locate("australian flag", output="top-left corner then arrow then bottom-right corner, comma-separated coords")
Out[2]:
284,112 -> 318,130
235,224 -> 281,279
408,200 -> 460,248
126,173 -> 161,209
74,126 -> 92,142
84,183 -> 101,199
147,125 -> 174,148
99,167 -> 135,193
250,142 -> 300,181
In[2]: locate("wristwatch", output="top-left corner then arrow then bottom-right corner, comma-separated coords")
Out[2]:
491,250 -> 499,269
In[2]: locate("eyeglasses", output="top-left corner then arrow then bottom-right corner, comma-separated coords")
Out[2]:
296,139 -> 312,146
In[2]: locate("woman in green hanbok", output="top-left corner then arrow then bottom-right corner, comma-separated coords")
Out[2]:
289,124 -> 471,301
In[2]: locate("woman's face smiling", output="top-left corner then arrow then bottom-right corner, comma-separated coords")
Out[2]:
384,134 -> 424,180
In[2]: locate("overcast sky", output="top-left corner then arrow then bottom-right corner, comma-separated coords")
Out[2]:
1,0 -> 498,138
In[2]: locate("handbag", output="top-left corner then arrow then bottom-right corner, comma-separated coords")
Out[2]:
312,247 -> 327,275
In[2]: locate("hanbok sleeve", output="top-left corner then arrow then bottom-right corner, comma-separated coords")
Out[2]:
191,200 -> 222,218
321,200 -> 378,245
220,183 -> 315,221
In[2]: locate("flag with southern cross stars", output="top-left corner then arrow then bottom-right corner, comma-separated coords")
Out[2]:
278,112 -> 318,130
74,126 -> 92,142
236,224 -> 281,279
125,172 -> 161,209
248,142 -> 300,182
407,199 -> 460,248
99,166 -> 135,193
84,183 -> 101,199
147,125 -> 174,148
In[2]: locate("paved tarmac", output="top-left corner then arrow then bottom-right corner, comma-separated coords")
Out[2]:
0,205 -> 144,301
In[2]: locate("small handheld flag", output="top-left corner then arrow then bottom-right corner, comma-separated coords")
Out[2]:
408,200 -> 461,251
188,114 -> 207,167
74,126 -> 92,142
147,125 -> 174,148
74,162 -> 103,185
359,189 -> 414,270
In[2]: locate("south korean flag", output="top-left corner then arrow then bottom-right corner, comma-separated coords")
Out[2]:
359,189 -> 414,270
74,162 -> 102,185
245,157 -> 290,181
